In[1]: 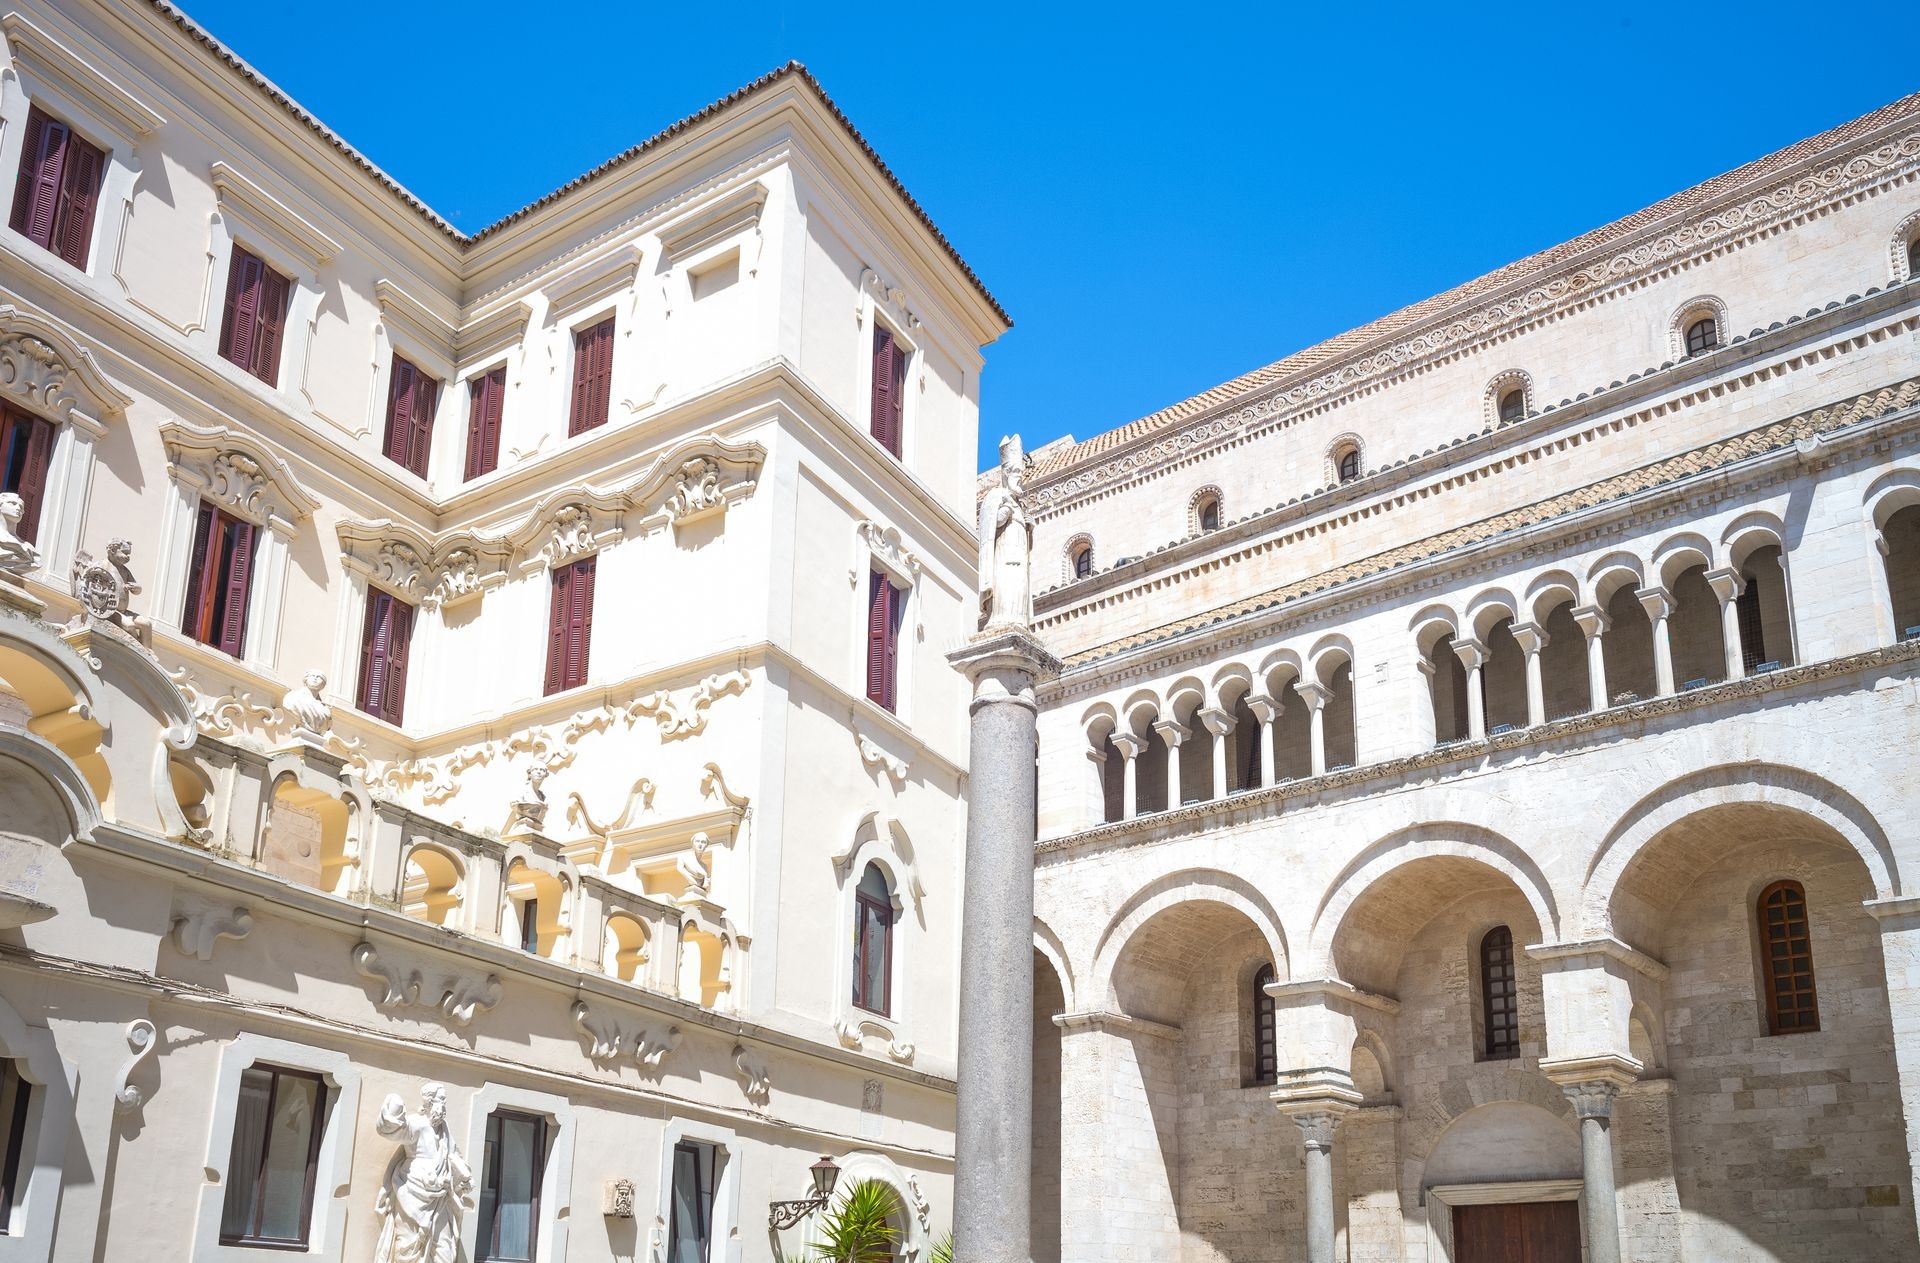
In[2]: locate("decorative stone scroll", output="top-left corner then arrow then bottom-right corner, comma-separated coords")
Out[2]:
169,898 -> 253,960
351,941 -> 502,1027
732,1043 -> 772,1104
629,433 -> 764,532
834,1016 -> 915,1064
570,1000 -> 683,1069
632,670 -> 749,739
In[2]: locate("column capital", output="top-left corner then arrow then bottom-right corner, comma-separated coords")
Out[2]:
1151,717 -> 1190,746
1560,1078 -> 1621,1120
1704,565 -> 1745,604
947,626 -> 1062,715
1108,731 -> 1146,760
1541,1052 -> 1642,1119
1635,584 -> 1674,621
1244,692 -> 1279,722
1292,680 -> 1332,711
1449,635 -> 1488,670
1276,1101 -> 1355,1152
1084,745 -> 1107,766
1510,621 -> 1548,655
1196,705 -> 1235,737
1570,604 -> 1610,639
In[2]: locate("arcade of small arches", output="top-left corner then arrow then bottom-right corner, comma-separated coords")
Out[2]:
1025,764 -> 1920,1262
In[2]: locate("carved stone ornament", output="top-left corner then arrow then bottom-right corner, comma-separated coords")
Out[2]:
906,1173 -> 931,1230
281,670 -> 332,743
977,434 -> 1035,630
854,520 -> 921,588
834,1016 -> 915,1064
663,455 -> 725,523
337,521 -> 511,611
857,733 -> 908,784
0,310 -> 132,427
169,899 -> 253,960
571,1000 -> 682,1069
732,1043 -> 772,1104
602,1178 -> 637,1219
506,764 -> 551,835
632,670 -> 749,739
351,940 -> 503,1026
69,538 -> 146,638
113,1019 -> 159,1115
375,1083 -> 473,1263
628,433 -> 764,531
0,493 -> 39,578
161,419 -> 319,531
542,502 -> 601,567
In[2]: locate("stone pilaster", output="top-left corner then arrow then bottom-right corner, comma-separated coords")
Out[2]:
949,626 -> 1061,1263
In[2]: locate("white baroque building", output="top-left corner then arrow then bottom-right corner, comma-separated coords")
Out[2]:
0,2 -> 1008,1260
1019,94 -> 1920,1261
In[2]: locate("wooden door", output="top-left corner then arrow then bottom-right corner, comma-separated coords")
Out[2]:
1451,1200 -> 1581,1263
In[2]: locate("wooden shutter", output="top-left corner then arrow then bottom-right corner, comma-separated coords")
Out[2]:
407,375 -> 438,477
865,570 -> 890,707
385,600 -> 414,724
883,579 -> 900,710
217,517 -> 255,657
569,319 -> 613,435
358,593 -> 413,724
465,369 -> 504,480
255,265 -> 290,385
870,327 -> 895,451
181,501 -> 218,639
9,108 -> 66,249
52,131 -> 103,268
544,565 -> 569,695
1760,880 -> 1820,1034
383,360 -> 416,466
11,413 -> 53,544
567,555 -> 596,689
220,250 -> 264,372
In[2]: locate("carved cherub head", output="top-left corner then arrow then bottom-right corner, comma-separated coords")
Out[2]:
107,538 -> 133,565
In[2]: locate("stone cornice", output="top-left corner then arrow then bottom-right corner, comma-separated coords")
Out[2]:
1036,638 -> 1920,862
1030,118 -> 1920,508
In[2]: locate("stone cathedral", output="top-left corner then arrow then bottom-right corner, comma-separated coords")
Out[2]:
0,3 -> 1915,1263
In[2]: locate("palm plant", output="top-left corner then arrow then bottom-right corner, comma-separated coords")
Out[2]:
929,1233 -> 954,1263
809,1178 -> 902,1262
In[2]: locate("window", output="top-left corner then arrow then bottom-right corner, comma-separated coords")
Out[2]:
219,1064 -> 328,1248
1736,574 -> 1767,671
518,897 -> 540,954
1250,962 -> 1277,1087
1337,446 -> 1360,483
9,105 -> 104,269
1684,315 -> 1718,356
218,247 -> 292,386
382,356 -> 439,478
869,325 -> 907,457
1071,543 -> 1093,580
1197,495 -> 1221,532
1497,388 -> 1525,424
356,590 -> 414,725
465,367 -> 507,481
568,317 -> 615,437
478,1110 -> 548,1262
181,502 -> 257,656
852,862 -> 894,1016
1910,237 -> 1920,278
0,407 -> 54,544
1480,926 -> 1519,1059
1759,880 -> 1819,1035
543,556 -> 596,696
864,570 -> 904,712
0,1057 -> 32,1233
667,1140 -> 716,1263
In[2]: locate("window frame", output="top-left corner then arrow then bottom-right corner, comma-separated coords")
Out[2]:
1758,879 -> 1821,1036
355,588 -> 415,726
216,244 -> 294,387
566,315 -> 616,438
543,555 -> 597,696
7,104 -> 105,270
1249,962 -> 1278,1087
654,1122 -> 737,1263
1684,315 -> 1718,356
1497,388 -> 1526,424
866,319 -> 912,461
1072,543 -> 1093,580
217,1063 -> 329,1249
477,1109 -> 548,1263
0,407 -> 54,546
864,568 -> 905,713
380,354 -> 440,479
463,364 -> 509,482
461,1085 -> 573,1263
180,500 -> 258,658
852,862 -> 895,1017
1479,925 -> 1520,1060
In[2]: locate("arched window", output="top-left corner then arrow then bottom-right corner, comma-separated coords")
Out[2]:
1909,236 -> 1920,278
1197,495 -> 1221,533
1758,880 -> 1819,1035
1497,388 -> 1525,424
1250,962 -> 1277,1086
1337,447 -> 1360,483
1685,316 -> 1718,355
1480,926 -> 1519,1060
852,863 -> 894,1016
1071,543 -> 1093,580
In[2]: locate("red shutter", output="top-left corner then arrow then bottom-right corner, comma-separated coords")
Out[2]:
887,339 -> 906,455
407,376 -> 438,477
220,250 -> 263,371
357,592 -> 387,714
883,579 -> 901,711
383,360 -> 416,466
255,265 -> 290,385
544,564 -> 570,695
466,369 -> 503,480
568,328 -> 590,435
217,516 -> 255,656
865,570 -> 890,708
182,501 -> 217,639
12,413 -> 53,544
10,109 -> 67,250
569,320 -> 613,435
870,327 -> 895,451
384,599 -> 413,724
567,556 -> 596,689
592,320 -> 613,429
53,131 -> 103,268
8,108 -> 50,240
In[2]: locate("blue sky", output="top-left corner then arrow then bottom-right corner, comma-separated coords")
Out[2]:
175,1 -> 1915,470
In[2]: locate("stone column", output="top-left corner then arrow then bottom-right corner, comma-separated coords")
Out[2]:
1110,731 -> 1144,819
1572,604 -> 1611,711
1293,681 -> 1331,776
1245,692 -> 1278,788
1542,1056 -> 1637,1263
1867,895 -> 1920,1239
1198,705 -> 1233,799
1451,635 -> 1488,739
1153,718 -> 1189,808
1705,566 -> 1747,680
948,627 -> 1061,1263
1278,1104 -> 1352,1263
1637,585 -> 1676,695
1511,621 -> 1548,727
1083,746 -> 1108,830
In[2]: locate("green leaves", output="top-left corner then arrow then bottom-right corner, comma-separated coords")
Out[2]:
809,1179 -> 902,1263
929,1233 -> 955,1263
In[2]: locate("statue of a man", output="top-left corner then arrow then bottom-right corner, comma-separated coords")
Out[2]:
0,492 -> 39,579
977,435 -> 1035,629
374,1083 -> 472,1263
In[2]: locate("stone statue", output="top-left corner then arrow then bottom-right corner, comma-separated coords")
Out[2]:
69,538 -> 150,641
977,435 -> 1035,629
282,670 -> 332,743
374,1083 -> 472,1263
675,832 -> 713,901
506,764 -> 550,835
0,493 -> 39,579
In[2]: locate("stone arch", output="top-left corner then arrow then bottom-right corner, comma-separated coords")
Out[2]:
1414,1094 -> 1580,1191
1306,823 -> 1561,983
1089,868 -> 1291,1009
1187,484 -> 1225,535
603,911 -> 651,983
1350,1028 -> 1394,1102
1062,531 -> 1095,584
1652,531 -> 1715,589
1587,550 -> 1646,604
817,1150 -> 929,1262
399,840 -> 466,928
1669,294 -> 1730,358
1465,588 -> 1520,642
1484,368 -> 1534,425
1326,432 -> 1365,485
1034,914 -> 1074,1010
1524,569 -> 1581,625
1889,207 -> 1920,282
1580,762 -> 1899,941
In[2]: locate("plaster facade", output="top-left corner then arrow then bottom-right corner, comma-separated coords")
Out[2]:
0,2 -> 1006,1260
1021,91 -> 1920,1261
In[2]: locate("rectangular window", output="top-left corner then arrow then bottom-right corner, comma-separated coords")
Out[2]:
9,105 -> 104,269
477,1110 -> 548,1262
864,569 -> 903,712
0,406 -> 54,544
869,325 -> 906,457
0,1058 -> 33,1235
217,247 -> 292,386
465,367 -> 507,481
543,556 -> 596,695
519,898 -> 540,954
382,356 -> 439,478
853,875 -> 893,1016
356,590 -> 415,726
181,502 -> 257,657
218,1064 -> 327,1248
568,317 -> 615,437
667,1140 -> 715,1263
